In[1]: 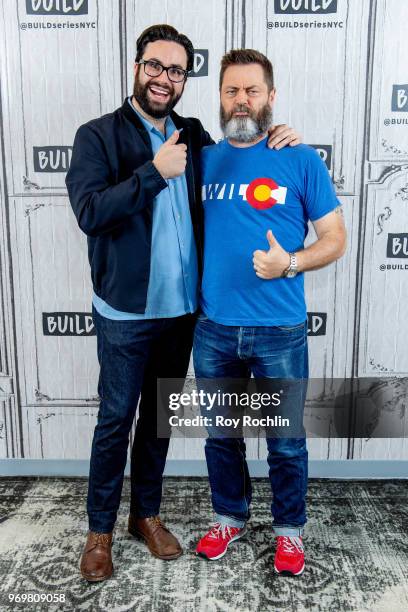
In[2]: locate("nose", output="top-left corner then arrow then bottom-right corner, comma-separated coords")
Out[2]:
149,72 -> 172,89
235,89 -> 249,105
158,69 -> 174,86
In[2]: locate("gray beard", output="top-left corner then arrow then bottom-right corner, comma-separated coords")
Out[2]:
220,104 -> 273,143
223,116 -> 262,143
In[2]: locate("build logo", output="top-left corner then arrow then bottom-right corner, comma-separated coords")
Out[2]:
274,0 -> 337,14
310,145 -> 332,170
190,50 -> 208,78
392,85 -> 408,112
33,147 -> 72,172
307,312 -> 327,336
26,0 -> 88,15
43,313 -> 95,336
386,234 -> 408,258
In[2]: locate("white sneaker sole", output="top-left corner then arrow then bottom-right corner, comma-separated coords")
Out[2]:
274,562 -> 305,576
196,526 -> 247,561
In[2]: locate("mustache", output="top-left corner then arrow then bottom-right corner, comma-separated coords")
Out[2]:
233,104 -> 252,111
225,104 -> 256,120
233,104 -> 251,112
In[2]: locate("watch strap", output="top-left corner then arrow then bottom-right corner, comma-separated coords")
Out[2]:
282,252 -> 298,277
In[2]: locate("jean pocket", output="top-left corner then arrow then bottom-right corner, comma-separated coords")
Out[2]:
274,321 -> 306,333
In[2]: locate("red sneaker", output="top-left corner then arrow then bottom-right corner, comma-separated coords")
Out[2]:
274,536 -> 305,575
196,523 -> 247,560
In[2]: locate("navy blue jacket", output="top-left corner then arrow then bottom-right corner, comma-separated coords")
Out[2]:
66,98 -> 213,312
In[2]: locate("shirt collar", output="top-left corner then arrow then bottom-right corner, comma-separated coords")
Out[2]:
127,96 -> 174,136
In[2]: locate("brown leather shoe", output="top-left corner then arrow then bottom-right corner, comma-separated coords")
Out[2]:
128,514 -> 182,560
80,531 -> 113,582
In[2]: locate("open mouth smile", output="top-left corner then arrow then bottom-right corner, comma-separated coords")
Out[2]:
148,85 -> 171,101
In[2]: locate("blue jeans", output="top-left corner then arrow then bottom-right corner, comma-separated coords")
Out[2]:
193,314 -> 309,537
88,305 -> 195,533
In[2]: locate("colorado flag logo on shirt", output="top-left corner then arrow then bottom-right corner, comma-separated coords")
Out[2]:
245,178 -> 287,209
202,177 -> 287,211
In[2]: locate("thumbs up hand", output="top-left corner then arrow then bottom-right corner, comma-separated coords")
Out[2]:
153,130 -> 187,179
253,230 -> 291,279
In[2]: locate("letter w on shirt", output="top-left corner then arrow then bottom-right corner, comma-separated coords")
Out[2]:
202,184 -> 227,200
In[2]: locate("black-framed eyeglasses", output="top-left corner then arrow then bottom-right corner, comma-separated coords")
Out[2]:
136,59 -> 189,83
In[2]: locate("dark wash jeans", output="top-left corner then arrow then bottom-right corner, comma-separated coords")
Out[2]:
88,304 -> 196,533
193,314 -> 309,537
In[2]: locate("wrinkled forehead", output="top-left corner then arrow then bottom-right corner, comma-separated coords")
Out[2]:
221,63 -> 268,89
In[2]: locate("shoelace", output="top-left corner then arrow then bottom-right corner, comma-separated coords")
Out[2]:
89,532 -> 111,547
279,536 -> 304,554
148,516 -> 169,532
207,522 -> 235,540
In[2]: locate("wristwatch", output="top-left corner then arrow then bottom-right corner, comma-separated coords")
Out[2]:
282,252 -> 298,278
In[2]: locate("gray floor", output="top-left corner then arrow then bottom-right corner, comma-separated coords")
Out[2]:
0,477 -> 407,611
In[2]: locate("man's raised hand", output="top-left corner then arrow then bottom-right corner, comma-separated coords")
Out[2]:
153,130 -> 187,179
253,229 -> 291,279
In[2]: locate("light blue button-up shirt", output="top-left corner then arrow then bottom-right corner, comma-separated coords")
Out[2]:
92,98 -> 199,320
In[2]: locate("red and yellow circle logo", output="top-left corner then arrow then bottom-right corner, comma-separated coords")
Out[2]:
246,178 -> 278,210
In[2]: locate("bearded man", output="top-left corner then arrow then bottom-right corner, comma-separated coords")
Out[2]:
194,49 -> 346,575
66,25 -> 301,581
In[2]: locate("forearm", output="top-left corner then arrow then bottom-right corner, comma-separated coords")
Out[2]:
66,124 -> 168,237
296,231 -> 346,273
67,160 -> 166,237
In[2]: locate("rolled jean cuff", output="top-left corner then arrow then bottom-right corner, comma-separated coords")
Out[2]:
215,513 -> 246,529
273,525 -> 304,537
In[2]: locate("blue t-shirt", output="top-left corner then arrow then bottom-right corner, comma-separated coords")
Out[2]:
200,138 -> 340,326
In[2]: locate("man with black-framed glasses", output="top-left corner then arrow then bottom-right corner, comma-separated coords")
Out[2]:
66,23 -> 301,582
137,58 -> 189,83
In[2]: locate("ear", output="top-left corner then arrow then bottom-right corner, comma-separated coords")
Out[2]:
269,87 -> 276,106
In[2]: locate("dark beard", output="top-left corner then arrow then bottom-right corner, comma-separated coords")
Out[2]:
133,73 -> 183,119
220,102 -> 273,142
